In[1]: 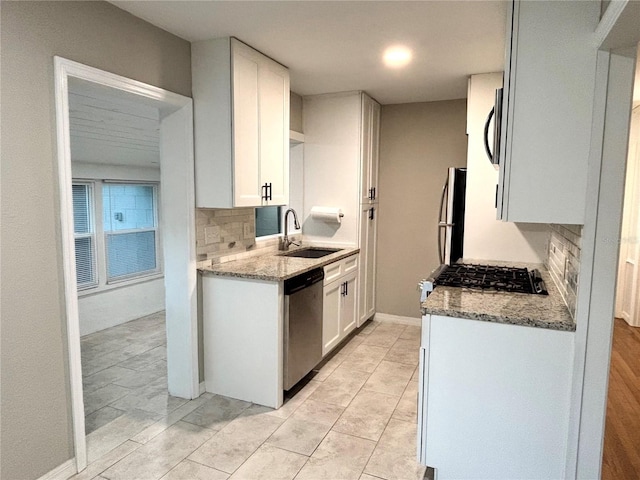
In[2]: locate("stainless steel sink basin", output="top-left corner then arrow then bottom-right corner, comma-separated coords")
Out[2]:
280,247 -> 342,259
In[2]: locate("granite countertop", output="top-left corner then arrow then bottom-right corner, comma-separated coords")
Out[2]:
199,245 -> 360,281
421,260 -> 575,332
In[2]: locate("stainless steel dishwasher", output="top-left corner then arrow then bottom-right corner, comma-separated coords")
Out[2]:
283,268 -> 324,390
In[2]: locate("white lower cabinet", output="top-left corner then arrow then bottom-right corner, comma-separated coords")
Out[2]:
322,255 -> 358,356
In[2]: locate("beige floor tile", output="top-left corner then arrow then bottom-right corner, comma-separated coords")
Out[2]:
85,406 -> 125,435
229,444 -> 307,479
131,393 -> 215,444
182,395 -> 251,431
359,474 -> 381,480
71,440 -> 140,480
384,339 -> 420,366
332,390 -> 400,441
102,421 -> 214,480
112,368 -> 165,389
188,409 -> 284,473
267,380 -> 321,420
339,345 -> 389,373
83,366 -> 137,394
362,360 -> 415,397
308,367 -> 370,407
361,324 -> 406,348
84,383 -> 131,416
338,335 -> 365,355
87,409 -> 161,463
109,390 -> 189,417
364,419 -> 426,480
399,325 -> 421,341
392,381 -> 418,423
358,320 -> 381,336
295,431 -> 376,480
162,460 -> 229,480
313,353 -> 347,382
289,398 -> 345,426
266,416 -> 331,456
411,365 -> 420,382
82,350 -> 137,377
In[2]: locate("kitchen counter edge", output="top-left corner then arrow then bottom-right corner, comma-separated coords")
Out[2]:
421,261 -> 576,332
198,247 -> 360,282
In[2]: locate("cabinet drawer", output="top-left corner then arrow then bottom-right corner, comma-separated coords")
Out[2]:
323,253 -> 359,285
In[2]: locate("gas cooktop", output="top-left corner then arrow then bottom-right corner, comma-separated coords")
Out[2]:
434,264 -> 548,295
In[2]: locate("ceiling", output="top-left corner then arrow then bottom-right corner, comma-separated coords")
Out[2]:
69,79 -> 160,168
109,0 -> 508,105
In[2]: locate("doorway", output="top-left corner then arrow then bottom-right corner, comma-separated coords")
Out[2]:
603,73 -> 640,480
54,58 -> 198,472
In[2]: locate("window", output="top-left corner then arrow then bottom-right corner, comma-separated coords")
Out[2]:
103,184 -> 159,280
255,206 -> 282,237
73,183 -> 97,289
72,180 -> 161,290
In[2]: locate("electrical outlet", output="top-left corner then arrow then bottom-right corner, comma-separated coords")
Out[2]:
243,223 -> 254,237
204,226 -> 220,245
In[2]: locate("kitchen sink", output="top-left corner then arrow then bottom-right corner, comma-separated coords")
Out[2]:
280,247 -> 342,259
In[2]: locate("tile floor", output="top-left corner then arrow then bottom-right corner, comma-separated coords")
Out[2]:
78,313 -> 425,480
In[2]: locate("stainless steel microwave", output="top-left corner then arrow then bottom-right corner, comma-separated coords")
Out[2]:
484,87 -> 503,168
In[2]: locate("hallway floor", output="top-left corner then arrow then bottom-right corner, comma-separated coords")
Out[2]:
602,318 -> 640,480
76,316 -> 425,480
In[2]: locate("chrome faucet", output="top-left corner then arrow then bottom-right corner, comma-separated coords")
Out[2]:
281,208 -> 301,250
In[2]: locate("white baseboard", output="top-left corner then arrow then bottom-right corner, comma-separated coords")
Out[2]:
199,381 -> 206,395
38,458 -> 76,480
374,313 -> 421,326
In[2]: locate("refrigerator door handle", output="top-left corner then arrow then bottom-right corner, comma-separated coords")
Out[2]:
484,106 -> 494,162
437,176 -> 449,265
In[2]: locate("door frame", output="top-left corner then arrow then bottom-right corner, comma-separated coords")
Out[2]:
565,2 -> 640,477
53,57 -> 198,472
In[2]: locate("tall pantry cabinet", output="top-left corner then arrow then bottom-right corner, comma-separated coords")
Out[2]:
303,91 -> 380,327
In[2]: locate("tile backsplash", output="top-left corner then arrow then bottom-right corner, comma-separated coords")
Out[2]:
546,224 -> 582,319
196,207 -> 299,265
196,208 -> 257,262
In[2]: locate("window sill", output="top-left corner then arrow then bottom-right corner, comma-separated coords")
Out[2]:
78,272 -> 164,298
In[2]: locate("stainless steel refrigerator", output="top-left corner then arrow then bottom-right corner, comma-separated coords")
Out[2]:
437,167 -> 467,265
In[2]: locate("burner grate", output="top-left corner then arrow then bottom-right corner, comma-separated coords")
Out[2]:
434,264 -> 547,295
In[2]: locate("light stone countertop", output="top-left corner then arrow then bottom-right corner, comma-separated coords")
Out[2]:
421,260 -> 576,332
199,245 -> 360,281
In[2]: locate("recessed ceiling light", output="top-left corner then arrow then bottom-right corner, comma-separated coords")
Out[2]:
383,46 -> 412,69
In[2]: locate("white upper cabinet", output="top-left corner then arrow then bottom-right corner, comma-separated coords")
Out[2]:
361,94 -> 381,204
497,0 -> 599,224
192,37 -> 290,208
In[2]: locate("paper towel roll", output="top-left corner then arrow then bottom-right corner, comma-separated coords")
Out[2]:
310,206 -> 343,224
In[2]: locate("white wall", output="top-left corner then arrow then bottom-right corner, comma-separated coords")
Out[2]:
302,92 -> 361,247
463,73 -> 549,263
73,161 -> 165,336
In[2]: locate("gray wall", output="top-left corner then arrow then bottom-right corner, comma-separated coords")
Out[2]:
290,91 -> 304,133
376,100 -> 467,318
0,2 -> 191,478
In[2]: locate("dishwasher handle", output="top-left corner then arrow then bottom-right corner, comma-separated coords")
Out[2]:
284,268 -> 325,295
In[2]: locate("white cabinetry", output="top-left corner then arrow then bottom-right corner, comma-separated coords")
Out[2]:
497,0 -> 599,224
192,37 -> 290,208
418,314 -> 574,479
361,94 -> 381,204
322,255 -> 358,356
303,92 -> 380,327
358,204 -> 377,325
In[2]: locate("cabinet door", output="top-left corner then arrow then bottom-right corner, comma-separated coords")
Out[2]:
498,0 -> 598,223
365,206 -> 377,320
322,279 -> 342,356
232,41 -> 262,207
259,61 -> 290,206
340,272 -> 358,337
360,94 -> 373,204
370,100 -> 381,203
358,205 -> 377,326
